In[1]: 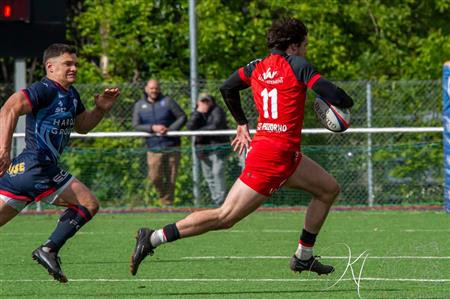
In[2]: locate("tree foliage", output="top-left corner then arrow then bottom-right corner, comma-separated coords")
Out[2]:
67,0 -> 450,83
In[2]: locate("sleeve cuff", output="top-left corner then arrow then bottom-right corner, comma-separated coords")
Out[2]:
21,89 -> 33,109
238,67 -> 251,85
306,73 -> 321,89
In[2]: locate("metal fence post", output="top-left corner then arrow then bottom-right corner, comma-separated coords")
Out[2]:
366,81 -> 374,206
189,0 -> 201,206
15,59 -> 42,211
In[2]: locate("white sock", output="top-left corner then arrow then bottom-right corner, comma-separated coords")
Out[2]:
295,243 -> 313,260
150,229 -> 167,248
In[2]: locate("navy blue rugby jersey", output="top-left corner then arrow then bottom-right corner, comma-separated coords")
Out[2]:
21,77 -> 86,164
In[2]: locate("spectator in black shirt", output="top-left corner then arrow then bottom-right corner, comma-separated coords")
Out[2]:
187,92 -> 229,206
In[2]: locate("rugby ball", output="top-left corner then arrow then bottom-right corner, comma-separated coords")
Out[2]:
313,97 -> 351,132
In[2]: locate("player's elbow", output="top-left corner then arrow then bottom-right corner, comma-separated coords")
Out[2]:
324,88 -> 354,109
219,82 -> 229,94
337,89 -> 354,108
312,78 -> 354,108
219,81 -> 238,101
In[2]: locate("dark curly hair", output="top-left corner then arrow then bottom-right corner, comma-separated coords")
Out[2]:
43,43 -> 77,64
267,17 -> 308,51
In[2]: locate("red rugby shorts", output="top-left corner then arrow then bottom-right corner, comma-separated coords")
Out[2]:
239,139 -> 302,196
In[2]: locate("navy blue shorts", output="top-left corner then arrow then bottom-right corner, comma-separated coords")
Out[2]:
0,153 -> 73,211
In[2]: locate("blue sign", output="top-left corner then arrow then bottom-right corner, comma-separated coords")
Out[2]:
443,62 -> 450,212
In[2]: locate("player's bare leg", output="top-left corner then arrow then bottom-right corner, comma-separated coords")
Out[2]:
130,179 -> 267,275
285,154 -> 339,275
54,178 -> 100,215
286,155 -> 339,233
32,179 -> 99,283
0,200 -> 20,227
177,179 -> 267,236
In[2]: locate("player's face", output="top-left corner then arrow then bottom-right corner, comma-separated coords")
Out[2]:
145,80 -> 161,101
297,37 -> 308,57
46,53 -> 78,88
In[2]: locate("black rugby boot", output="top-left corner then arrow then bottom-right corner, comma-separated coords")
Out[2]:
290,255 -> 335,275
32,246 -> 68,283
130,228 -> 155,275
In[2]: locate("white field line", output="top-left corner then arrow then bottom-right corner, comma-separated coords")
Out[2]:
2,228 -> 450,236
181,255 -> 450,260
230,229 -> 450,233
0,278 -> 449,283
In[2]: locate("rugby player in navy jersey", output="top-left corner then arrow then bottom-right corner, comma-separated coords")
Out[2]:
130,17 -> 354,277
0,43 -> 120,282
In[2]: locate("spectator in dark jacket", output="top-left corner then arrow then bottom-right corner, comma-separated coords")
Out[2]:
132,79 -> 186,206
187,92 -> 229,206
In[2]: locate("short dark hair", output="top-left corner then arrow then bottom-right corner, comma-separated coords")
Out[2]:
43,43 -> 77,64
267,17 -> 308,51
198,92 -> 214,102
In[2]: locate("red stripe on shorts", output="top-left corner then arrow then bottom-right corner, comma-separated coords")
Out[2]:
0,189 -> 32,201
35,187 -> 57,202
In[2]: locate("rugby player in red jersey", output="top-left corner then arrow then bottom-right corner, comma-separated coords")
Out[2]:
130,17 -> 354,276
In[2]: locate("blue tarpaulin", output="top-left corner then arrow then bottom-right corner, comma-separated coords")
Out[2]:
442,62 -> 450,212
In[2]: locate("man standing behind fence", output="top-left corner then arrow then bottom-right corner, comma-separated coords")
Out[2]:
132,79 -> 187,206
187,92 -> 229,206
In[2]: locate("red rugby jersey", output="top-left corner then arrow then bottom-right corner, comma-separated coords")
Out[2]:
238,49 -> 320,151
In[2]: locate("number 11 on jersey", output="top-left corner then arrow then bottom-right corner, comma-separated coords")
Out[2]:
261,88 -> 278,119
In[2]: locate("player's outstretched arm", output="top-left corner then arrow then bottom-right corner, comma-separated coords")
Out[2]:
75,88 -> 121,134
0,92 -> 32,176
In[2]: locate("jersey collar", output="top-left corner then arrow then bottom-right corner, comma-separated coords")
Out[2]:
43,77 -> 69,92
270,49 -> 288,56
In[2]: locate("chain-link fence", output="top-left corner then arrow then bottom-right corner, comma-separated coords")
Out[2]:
2,80 -> 443,208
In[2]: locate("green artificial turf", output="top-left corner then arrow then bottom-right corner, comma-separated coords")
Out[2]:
1,210 -> 449,298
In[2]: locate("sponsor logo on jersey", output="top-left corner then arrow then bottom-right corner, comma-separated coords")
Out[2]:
262,68 -> 277,79
55,100 -> 67,113
52,118 -> 74,135
258,67 -> 284,84
7,162 -> 25,177
53,170 -> 69,183
34,183 -> 50,191
257,122 -> 288,133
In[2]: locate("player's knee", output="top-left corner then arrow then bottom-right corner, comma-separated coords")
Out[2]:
326,182 -> 341,204
317,181 -> 340,205
216,209 -> 237,230
82,195 -> 100,216
218,218 -> 236,230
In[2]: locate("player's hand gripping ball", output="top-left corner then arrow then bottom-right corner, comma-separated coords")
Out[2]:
313,97 -> 351,132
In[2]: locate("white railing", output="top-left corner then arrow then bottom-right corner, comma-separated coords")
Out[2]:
11,127 -> 444,138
